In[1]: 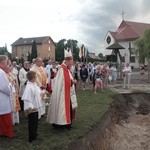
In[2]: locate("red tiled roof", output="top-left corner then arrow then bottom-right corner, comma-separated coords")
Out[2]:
110,20 -> 150,41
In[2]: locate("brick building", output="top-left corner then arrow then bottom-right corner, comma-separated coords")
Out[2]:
11,36 -> 56,61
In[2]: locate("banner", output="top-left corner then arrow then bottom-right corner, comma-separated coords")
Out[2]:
79,45 -> 84,62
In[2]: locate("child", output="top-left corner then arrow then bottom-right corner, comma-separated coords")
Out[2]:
80,64 -> 88,90
94,65 -> 103,93
22,71 -> 43,143
140,64 -> 145,76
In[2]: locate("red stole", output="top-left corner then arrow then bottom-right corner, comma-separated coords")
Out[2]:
61,64 -> 71,124
0,66 -> 5,71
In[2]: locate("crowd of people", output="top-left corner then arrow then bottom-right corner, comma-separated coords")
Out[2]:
1,51 -> 140,143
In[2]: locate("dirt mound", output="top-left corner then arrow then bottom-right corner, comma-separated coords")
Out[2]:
68,93 -> 150,150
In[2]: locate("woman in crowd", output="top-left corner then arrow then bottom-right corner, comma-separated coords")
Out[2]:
94,65 -> 103,93
123,62 -> 132,88
110,64 -> 118,85
80,64 -> 88,90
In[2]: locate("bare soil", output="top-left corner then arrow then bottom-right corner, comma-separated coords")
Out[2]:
108,114 -> 150,150
68,93 -> 150,150
69,72 -> 150,150
108,97 -> 150,150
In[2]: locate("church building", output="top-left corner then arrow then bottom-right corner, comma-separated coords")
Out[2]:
105,20 -> 150,68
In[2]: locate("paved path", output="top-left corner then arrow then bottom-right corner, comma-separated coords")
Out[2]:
108,71 -> 150,94
108,84 -> 150,94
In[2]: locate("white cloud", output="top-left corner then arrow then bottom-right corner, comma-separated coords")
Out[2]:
1,0 -> 150,55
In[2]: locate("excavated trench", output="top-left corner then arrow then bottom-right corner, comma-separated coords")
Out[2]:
68,92 -> 150,150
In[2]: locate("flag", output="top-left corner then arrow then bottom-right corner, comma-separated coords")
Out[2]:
84,48 -> 89,63
79,47 -> 84,58
79,45 -> 84,62
84,48 -> 87,58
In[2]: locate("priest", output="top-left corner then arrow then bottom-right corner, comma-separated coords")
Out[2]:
46,48 -> 78,129
31,57 -> 47,117
0,55 -> 14,138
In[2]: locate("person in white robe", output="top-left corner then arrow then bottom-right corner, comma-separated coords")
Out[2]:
12,61 -> 19,90
46,60 -> 52,76
4,60 -> 20,125
0,55 -> 14,138
46,49 -> 78,129
22,71 -> 43,142
18,61 -> 30,110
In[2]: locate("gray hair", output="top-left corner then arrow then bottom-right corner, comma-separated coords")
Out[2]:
0,55 -> 8,63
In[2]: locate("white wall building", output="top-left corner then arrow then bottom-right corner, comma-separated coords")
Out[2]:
105,20 -> 150,68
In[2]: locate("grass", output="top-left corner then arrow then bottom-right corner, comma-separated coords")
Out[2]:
0,88 -> 115,150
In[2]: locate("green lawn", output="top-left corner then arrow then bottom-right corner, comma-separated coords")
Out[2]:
0,89 -> 115,150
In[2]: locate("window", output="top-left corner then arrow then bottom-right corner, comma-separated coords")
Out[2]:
106,36 -> 111,44
130,56 -> 135,62
122,56 -> 125,62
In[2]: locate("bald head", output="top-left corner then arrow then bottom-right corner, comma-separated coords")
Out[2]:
35,57 -> 43,67
0,55 -> 8,63
0,55 -> 8,68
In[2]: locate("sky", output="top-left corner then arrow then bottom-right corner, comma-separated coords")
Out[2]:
0,0 -> 150,55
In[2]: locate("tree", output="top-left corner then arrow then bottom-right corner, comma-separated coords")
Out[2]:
0,46 -> 12,60
135,36 -> 145,63
55,39 -> 66,62
0,47 -> 6,55
98,53 -> 104,59
31,40 -> 38,61
66,39 -> 80,61
135,28 -> 150,80
55,39 -> 80,62
27,52 -> 31,62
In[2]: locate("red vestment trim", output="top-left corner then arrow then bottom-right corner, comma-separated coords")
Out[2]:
61,64 -> 71,124
0,66 -> 5,71
0,113 -> 14,138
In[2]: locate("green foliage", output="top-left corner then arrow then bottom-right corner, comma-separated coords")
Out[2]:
31,40 -> 38,60
0,46 -> 6,54
27,51 -> 31,62
98,53 -> 104,59
67,39 -> 80,61
135,29 -> 150,80
0,46 -> 12,60
55,39 -> 80,62
143,29 -> 150,60
55,39 -> 66,62
135,28 -> 150,62
134,36 -> 145,63
0,88 -> 114,150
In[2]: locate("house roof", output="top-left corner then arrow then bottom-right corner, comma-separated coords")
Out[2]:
88,52 -> 100,60
106,42 -> 125,50
11,36 -> 56,46
109,20 -> 150,41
